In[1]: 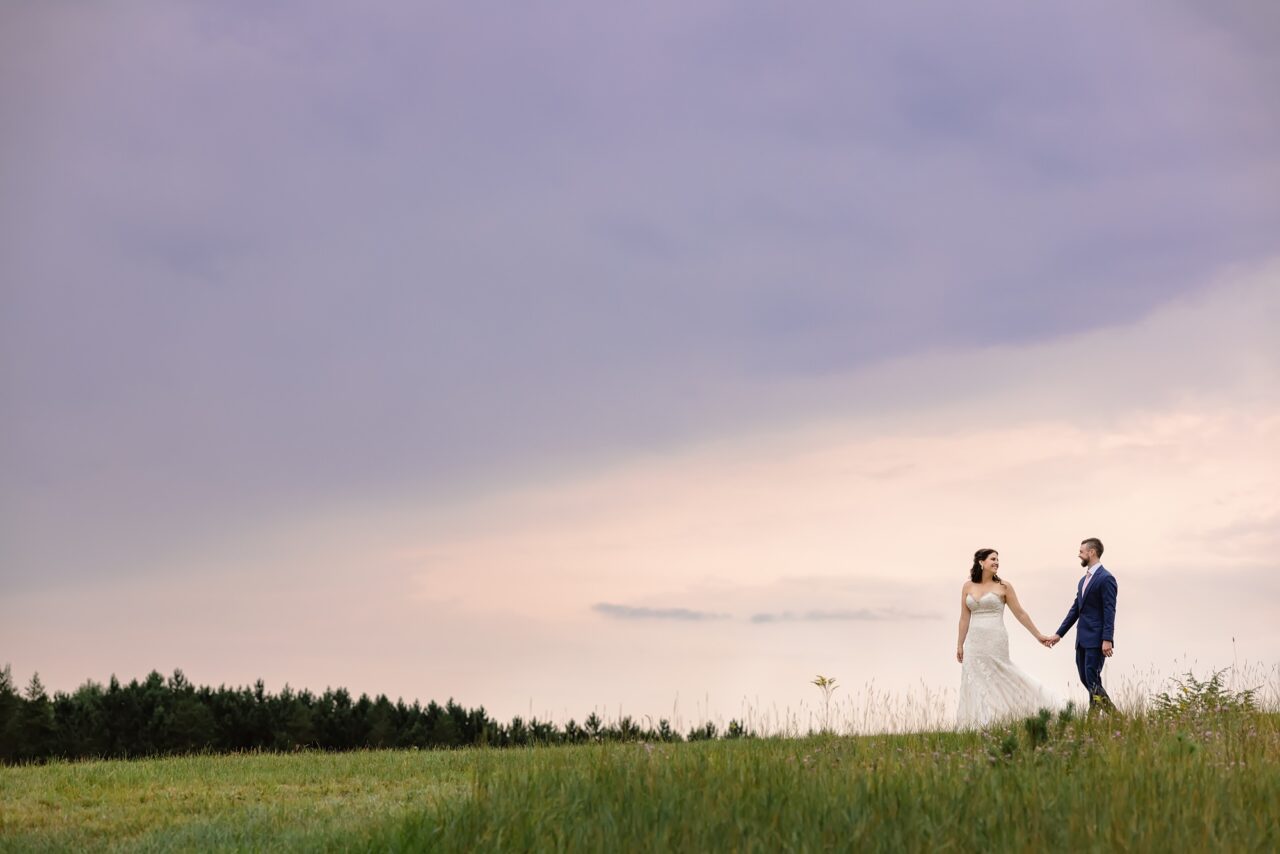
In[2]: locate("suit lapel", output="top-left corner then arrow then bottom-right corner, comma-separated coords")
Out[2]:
1081,566 -> 1107,604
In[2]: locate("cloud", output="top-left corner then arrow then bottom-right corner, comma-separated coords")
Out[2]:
5,260 -> 1277,727
3,2 -> 1280,590
3,2 -> 1279,730
593,602 -> 940,623
386,260 -> 1279,632
750,609 -> 940,624
591,603 -> 729,621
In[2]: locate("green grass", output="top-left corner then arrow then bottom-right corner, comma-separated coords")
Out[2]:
3,711 -> 1278,852
0,750 -> 471,851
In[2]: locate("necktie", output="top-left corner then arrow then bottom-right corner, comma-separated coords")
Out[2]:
1081,570 -> 1093,597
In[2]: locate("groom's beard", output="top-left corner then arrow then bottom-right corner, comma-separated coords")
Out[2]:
1080,558 -> 1089,567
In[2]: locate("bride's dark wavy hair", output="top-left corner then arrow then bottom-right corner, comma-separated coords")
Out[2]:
970,548 -> 1003,585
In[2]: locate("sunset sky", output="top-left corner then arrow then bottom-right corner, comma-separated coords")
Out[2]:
3,2 -> 1278,730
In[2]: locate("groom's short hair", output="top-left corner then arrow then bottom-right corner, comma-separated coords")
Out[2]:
1081,537 -> 1104,558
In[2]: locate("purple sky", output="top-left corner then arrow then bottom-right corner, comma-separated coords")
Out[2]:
2,2 -> 1279,719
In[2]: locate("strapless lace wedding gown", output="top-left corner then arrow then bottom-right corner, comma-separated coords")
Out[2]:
956,592 -> 1061,729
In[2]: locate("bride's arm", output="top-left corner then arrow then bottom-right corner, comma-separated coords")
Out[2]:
1003,582 -> 1046,640
956,586 -> 971,663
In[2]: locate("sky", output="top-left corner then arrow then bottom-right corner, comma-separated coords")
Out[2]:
2,1 -> 1278,731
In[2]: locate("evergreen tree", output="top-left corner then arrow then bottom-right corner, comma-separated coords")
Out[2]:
0,665 -> 21,761
367,695 -> 397,748
279,686 -> 317,749
53,681 -> 107,758
0,664 -> 737,764
19,673 -> 56,761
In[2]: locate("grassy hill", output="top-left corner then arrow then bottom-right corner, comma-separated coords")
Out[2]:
3,705 -> 1277,852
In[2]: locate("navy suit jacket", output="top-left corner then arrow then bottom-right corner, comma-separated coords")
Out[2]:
1055,565 -> 1117,649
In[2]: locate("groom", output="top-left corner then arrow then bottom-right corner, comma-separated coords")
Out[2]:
1044,538 -> 1117,713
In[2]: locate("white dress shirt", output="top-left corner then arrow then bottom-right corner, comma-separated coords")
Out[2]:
1081,563 -> 1102,596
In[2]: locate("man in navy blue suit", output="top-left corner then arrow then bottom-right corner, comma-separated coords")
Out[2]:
1045,537 -> 1117,713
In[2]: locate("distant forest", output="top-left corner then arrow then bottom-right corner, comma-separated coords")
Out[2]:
0,666 -> 750,764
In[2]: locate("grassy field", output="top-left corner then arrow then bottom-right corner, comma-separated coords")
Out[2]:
3,706 -> 1278,852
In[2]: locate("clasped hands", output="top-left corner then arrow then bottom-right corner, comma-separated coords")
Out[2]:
1036,635 -> 1114,657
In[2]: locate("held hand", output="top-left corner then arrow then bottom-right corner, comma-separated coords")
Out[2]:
1043,633 -> 1061,648
1102,640 -> 1114,657
956,648 -> 964,664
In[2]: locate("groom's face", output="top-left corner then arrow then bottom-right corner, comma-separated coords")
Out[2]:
1078,544 -> 1094,567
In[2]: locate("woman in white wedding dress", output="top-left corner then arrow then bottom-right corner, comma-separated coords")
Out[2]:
955,548 -> 1061,729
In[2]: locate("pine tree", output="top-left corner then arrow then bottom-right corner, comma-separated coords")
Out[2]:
0,665 -> 20,761
367,696 -> 397,748
20,672 -> 56,761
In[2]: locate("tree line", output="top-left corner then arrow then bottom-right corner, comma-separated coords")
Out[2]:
0,665 -> 750,764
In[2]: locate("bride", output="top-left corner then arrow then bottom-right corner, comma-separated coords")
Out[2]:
956,548 -> 1061,728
